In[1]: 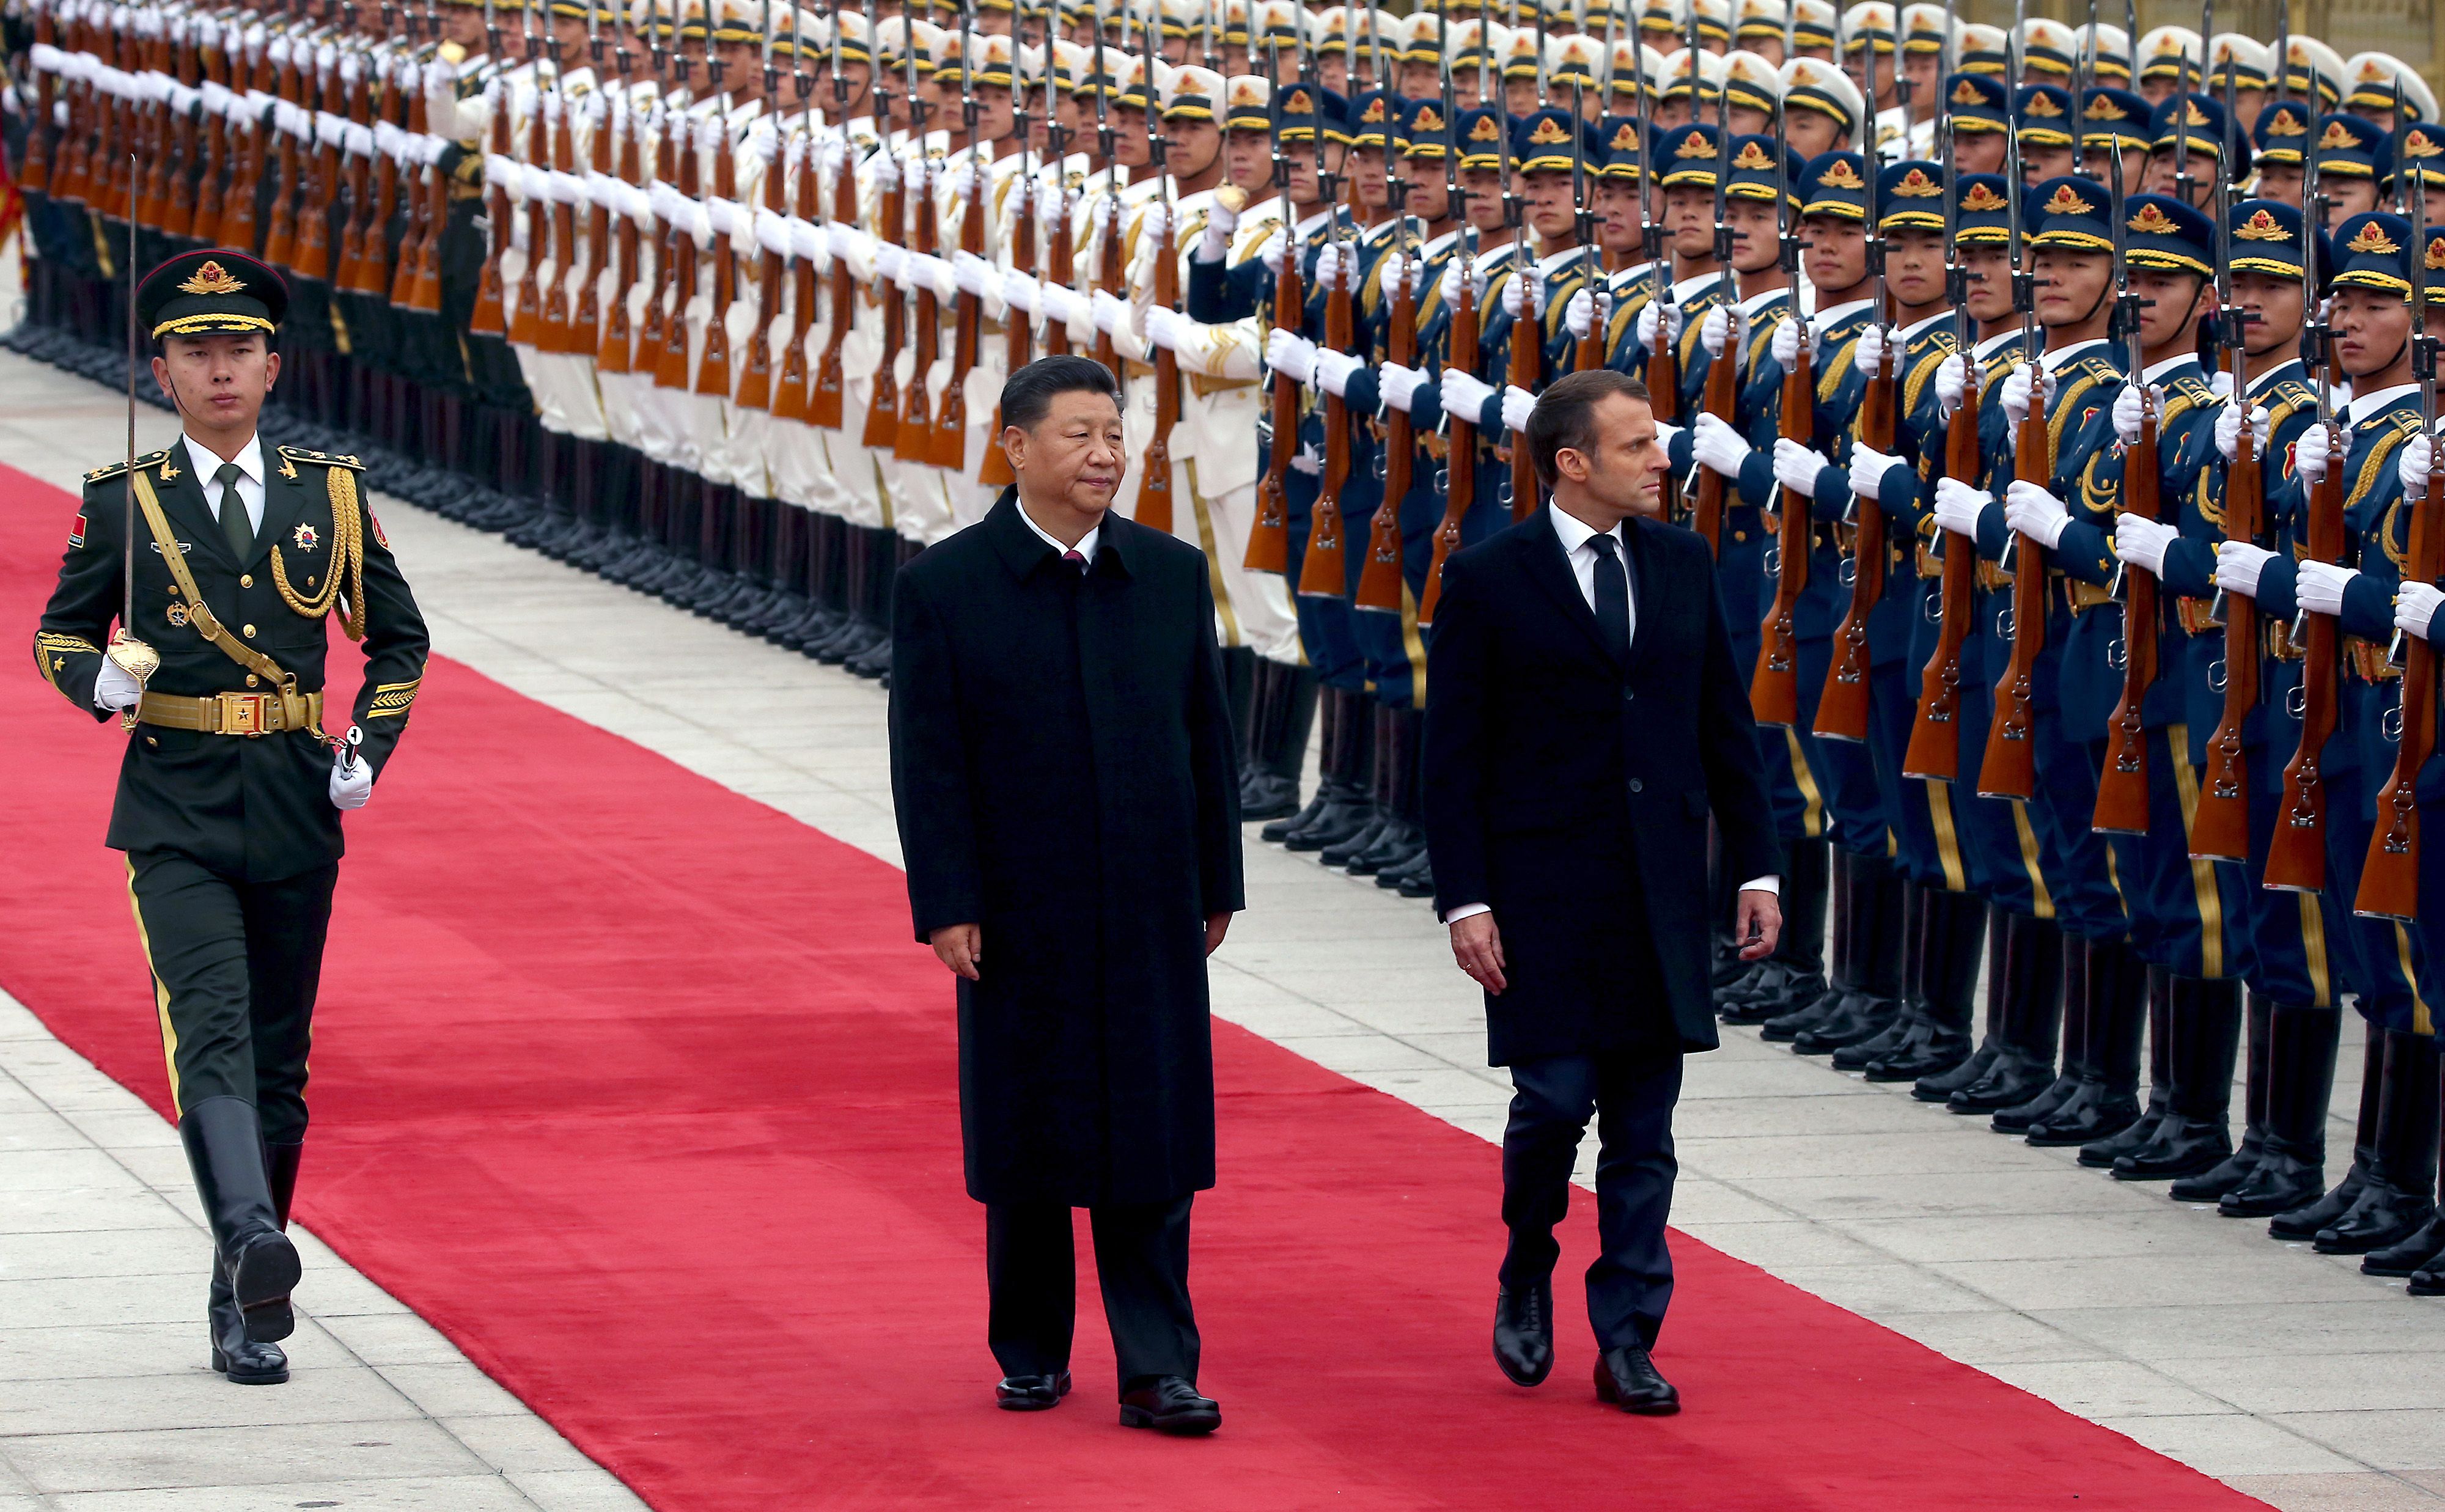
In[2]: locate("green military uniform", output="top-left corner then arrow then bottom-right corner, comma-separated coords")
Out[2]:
34,248 -> 430,1387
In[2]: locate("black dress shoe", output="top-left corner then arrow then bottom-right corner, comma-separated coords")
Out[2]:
1119,1376 -> 1221,1435
1593,1343 -> 1680,1415
995,1371 -> 1073,1411
1493,1282 -> 1554,1386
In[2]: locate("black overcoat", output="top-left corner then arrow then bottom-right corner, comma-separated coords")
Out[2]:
1423,507 -> 1782,1065
889,493 -> 1244,1207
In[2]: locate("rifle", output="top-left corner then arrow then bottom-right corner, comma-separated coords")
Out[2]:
2192,19 -> 2260,861
1298,92 -> 1353,596
537,59 -> 581,352
652,45 -> 704,397
1042,26 -> 1077,359
1570,58 -> 1603,373
2265,98 -> 2338,890
400,1 -> 451,315
891,15 -> 939,459
978,10 -> 1037,487
570,13 -> 617,361
2091,131 -> 2158,834
1690,59 -> 1738,551
1817,145 -> 1894,744
295,41 -> 345,285
693,0 -> 738,399
1088,0 -> 1120,376
806,0 -> 858,428
932,0 -> 986,470
2355,103 -> 2439,921
771,50 -> 822,424
1642,29 -> 1678,445
597,1 -> 641,370
860,13 -> 907,449
1138,57 -> 1181,531
735,1 -> 787,412
1759,85 -> 1811,730
259,26 -> 306,266
193,17 -> 232,242
22,0 -> 56,195
470,0 -> 515,334
1245,35 -> 1300,574
337,37 -> 384,292
1356,95 -> 1416,611
1419,116 -> 1479,625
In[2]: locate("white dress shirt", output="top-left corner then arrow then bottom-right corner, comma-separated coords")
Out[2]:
1445,508 -> 1776,925
183,431 -> 268,535
1017,500 -> 1101,564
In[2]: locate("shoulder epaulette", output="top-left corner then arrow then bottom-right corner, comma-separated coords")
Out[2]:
276,444 -> 367,472
2076,355 -> 2123,383
85,449 -> 169,486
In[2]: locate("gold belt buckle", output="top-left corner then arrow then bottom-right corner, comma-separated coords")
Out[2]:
216,691 -> 270,736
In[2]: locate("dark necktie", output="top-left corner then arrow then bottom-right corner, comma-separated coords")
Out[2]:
1587,532 -> 1630,664
1062,548 -> 1088,578
214,461 -> 251,560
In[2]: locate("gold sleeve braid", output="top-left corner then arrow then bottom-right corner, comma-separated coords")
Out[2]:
271,467 -> 369,641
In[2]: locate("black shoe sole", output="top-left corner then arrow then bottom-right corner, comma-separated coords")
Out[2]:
232,1235 -> 302,1343
1119,1406 -> 1221,1434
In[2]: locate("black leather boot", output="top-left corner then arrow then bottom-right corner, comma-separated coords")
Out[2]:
1283,689 -> 1376,851
1348,708 -> 1426,875
2172,992 -> 2273,1202
1261,678 -> 1337,842
1768,845 -> 1857,1044
2114,976 -> 2243,1181
1799,854 -> 1905,1055
1836,879 -> 1923,1070
1323,706 -> 1400,867
1916,903 -> 2009,1101
2079,967 -> 2172,1167
1866,889 -> 1982,1082
2224,1003 -> 2340,1218
1241,661 -> 1318,823
2315,1030 -> 2439,1255
1947,912 -> 2063,1113
1723,839 -> 1829,1026
2026,936 -> 2149,1147
180,1098 -> 300,1347
210,1137 -> 301,1385
1993,930 -> 2094,1133
2270,1031 -> 2382,1237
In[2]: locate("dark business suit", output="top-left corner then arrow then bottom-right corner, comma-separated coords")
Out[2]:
1424,505 -> 1779,1349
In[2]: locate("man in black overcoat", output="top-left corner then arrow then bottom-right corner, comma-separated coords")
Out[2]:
1424,369 -> 1784,1415
888,356 -> 1244,1435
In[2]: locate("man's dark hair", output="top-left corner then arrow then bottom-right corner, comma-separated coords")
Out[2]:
1526,369 -> 1651,491
1000,354 -> 1122,433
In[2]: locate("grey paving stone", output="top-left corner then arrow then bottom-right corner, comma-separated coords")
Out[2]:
7,1420 -> 491,1494
1976,1358 -> 2238,1418
2153,1354 -> 2445,1415
43,1475 -> 542,1511
2092,1413 -> 2364,1477
0,1366 -> 419,1436
0,1225 -> 207,1282
2270,1412 -> 2445,1473
2223,1473 -> 2445,1511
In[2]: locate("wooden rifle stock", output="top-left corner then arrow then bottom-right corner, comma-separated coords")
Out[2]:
2190,403 -> 2263,860
1572,282 -> 1605,372
861,157 -> 906,449
569,93 -> 610,359
692,125 -> 737,397
1977,400 -> 2049,799
2356,483 -> 2439,920
470,83 -> 513,335
1298,248 -> 1353,596
771,134 -> 818,422
260,54 -> 307,266
932,151 -> 988,471
22,9 -> 54,193
507,98 -> 548,344
893,153 -> 939,459
650,122 -> 695,391
1417,274 -> 1479,627
1137,202 -> 1182,532
1355,245 -> 1418,613
1752,318 -> 1814,728
1245,240 -> 1302,573
1090,191 -> 1123,375
1043,193 -> 1075,356
807,131 -> 858,427
539,102 -> 581,352
2266,438 -> 2344,890
1902,362 -> 1982,780
1691,309 -> 1737,552
734,125 -> 785,411
977,174 -> 1034,488
1506,266 -> 1541,521
2092,404 -> 2163,834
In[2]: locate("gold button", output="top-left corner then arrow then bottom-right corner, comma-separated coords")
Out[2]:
242,624 -> 256,638
145,736 -> 158,747
1734,530 -> 1748,542
307,575 -> 317,587
245,674 -> 260,688
240,574 -> 253,587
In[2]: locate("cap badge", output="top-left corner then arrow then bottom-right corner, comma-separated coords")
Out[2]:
1818,158 -> 1869,190
2345,222 -> 2400,255
2043,183 -> 2095,216
1959,181 -> 2009,211
2234,207 -> 2292,241
177,260 -> 248,296
1892,166 -> 1941,196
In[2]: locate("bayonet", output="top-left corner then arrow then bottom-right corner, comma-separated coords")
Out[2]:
105,157 -> 155,725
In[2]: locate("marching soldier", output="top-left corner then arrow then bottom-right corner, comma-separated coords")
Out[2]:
35,248 -> 430,1385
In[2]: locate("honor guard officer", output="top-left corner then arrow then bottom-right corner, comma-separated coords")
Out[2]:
34,249 -> 430,1386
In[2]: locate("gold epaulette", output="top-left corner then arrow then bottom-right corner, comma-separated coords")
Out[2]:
86,450 -> 169,486
276,444 -> 367,472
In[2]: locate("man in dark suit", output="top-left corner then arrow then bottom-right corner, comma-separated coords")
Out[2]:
889,356 -> 1244,1435
1424,368 -> 1783,1415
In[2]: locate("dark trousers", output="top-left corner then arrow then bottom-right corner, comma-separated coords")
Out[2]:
125,851 -> 338,1145
985,1197 -> 1200,1392
1499,1050 -> 1685,1351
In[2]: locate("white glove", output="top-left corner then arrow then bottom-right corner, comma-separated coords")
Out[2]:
1699,304 -> 1743,367
2004,480 -> 2073,548
2295,561 -> 2359,617
1439,260 -> 1488,310
1259,229 -> 1289,275
1500,385 -> 1537,434
1141,306 -> 1182,352
910,252 -> 956,301
871,152 -> 900,192
821,138 -> 847,178
827,222 -> 872,267
2210,369 -> 2235,398
1196,197 -> 1239,262
1849,442 -> 1906,504
944,158 -> 977,203
1501,268 -> 1541,320
2001,362 -> 2051,427
1935,352 -> 1969,419
2112,515 -> 2178,577
1267,328 -> 1318,384
1440,369 -> 1496,426
1393,256 -> 1428,301
1314,349 -> 1362,398
1773,438 -> 1831,498
1291,442 -> 1324,475
2401,431 -> 2435,495
2294,420 -> 2334,485
2216,402 -> 2273,463
1380,362 -> 1426,415
329,750 -> 373,810
1635,298 -> 1683,351
2397,582 -> 2443,642
2215,541 -> 2275,600
950,249 -> 991,298
1001,268 -> 1040,317
1856,322 -> 1890,381
1038,283 -> 1086,329
2111,383 -> 2166,447
1655,421 -> 1685,457
93,656 -> 141,712
1312,241 -> 1349,293
1691,411 -> 1751,479
873,241 -> 908,287
1771,315 -> 1807,372
1933,477 -> 1992,536
1090,288 -> 1129,336
1565,288 -> 1599,340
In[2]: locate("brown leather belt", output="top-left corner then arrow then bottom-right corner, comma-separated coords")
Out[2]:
2174,596 -> 2216,637
2267,618 -> 2306,662
2065,579 -> 2115,613
2347,636 -> 2401,681
138,689 -> 325,736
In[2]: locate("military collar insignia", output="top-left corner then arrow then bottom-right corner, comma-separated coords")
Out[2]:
2023,91 -> 2065,117
2127,202 -> 2179,235
1818,159 -> 1869,190
1675,130 -> 1718,158
2043,183 -> 2095,216
158,456 -> 180,482
1732,140 -> 1776,171
177,260 -> 249,297
2235,208 -> 2291,240
2346,222 -> 2400,255
278,452 -> 300,480
2317,119 -> 2359,150
1960,182 -> 2009,211
1950,78 -> 1984,106
1892,167 -> 1941,196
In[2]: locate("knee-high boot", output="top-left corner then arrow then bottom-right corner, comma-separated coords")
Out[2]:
2079,965 -> 2173,1166
1726,838 -> 1832,1027
2270,1030 -> 2383,1238
2314,1030 -> 2439,1255
1836,879 -> 1924,1070
2025,935 -> 2149,1147
2172,991 -> 2273,1201
1797,852 -> 1904,1054
1993,928 -> 2095,1133
2114,976 -> 2243,1181
180,1098 -> 301,1357
1867,888 -> 1983,1082
1917,903 -> 2010,1101
1947,912 -> 2064,1114
2224,1003 -> 2340,1218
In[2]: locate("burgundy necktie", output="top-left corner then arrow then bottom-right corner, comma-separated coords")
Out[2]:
1063,549 -> 1088,576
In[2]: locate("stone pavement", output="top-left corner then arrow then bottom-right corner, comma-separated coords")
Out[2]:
9,339 -> 2445,1510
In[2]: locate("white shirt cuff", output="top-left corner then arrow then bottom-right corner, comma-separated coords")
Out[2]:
1740,876 -> 1779,896
1442,902 -> 1491,925
1448,876 -> 1775,925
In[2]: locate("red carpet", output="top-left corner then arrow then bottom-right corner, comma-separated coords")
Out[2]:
3,458 -> 2266,1510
